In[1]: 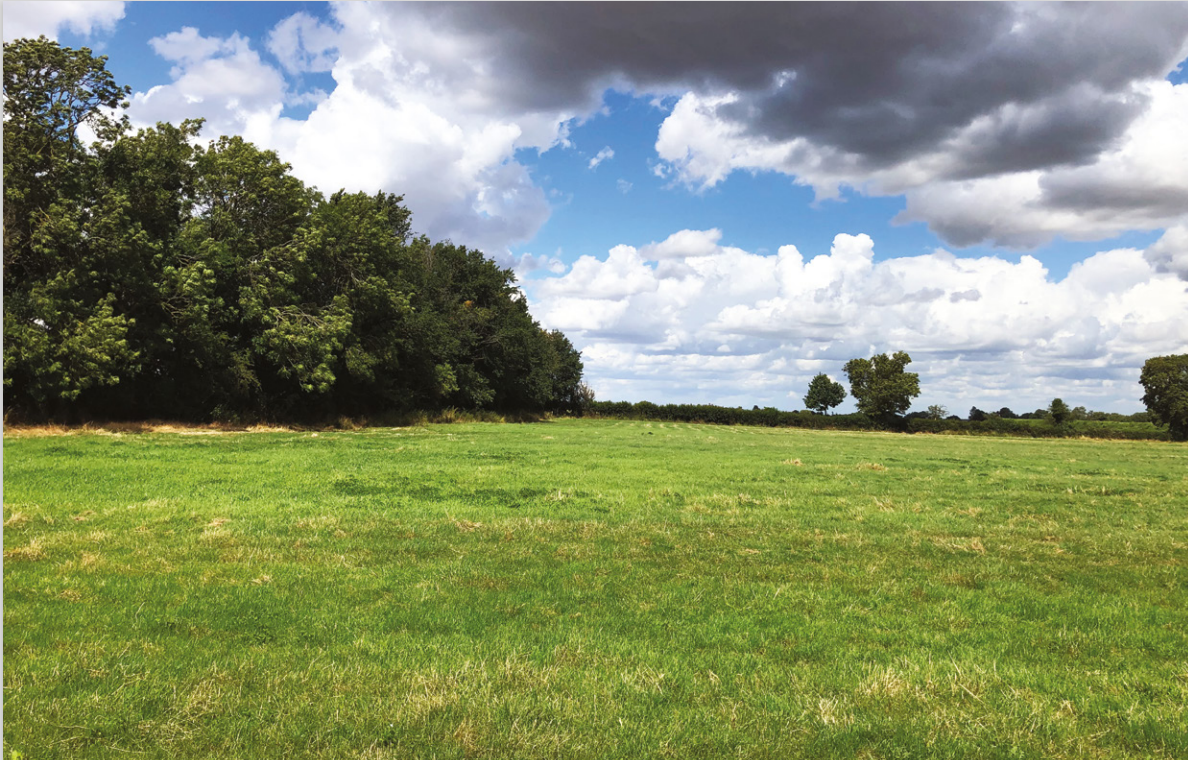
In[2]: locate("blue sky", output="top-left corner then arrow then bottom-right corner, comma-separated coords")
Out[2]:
6,1 -> 1188,414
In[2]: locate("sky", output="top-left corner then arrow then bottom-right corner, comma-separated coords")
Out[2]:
5,1 -> 1188,414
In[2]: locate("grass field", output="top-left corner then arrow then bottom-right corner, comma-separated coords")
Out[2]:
4,420 -> 1187,758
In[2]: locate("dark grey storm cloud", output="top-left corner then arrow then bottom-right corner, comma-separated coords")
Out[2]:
1041,176 -> 1188,217
388,2 -> 1188,178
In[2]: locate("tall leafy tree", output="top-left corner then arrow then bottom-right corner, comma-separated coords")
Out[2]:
544,330 -> 586,415
842,352 -> 920,421
1140,354 -> 1188,441
3,36 -> 129,253
3,37 -> 137,417
1047,398 -> 1071,426
3,38 -> 585,423
250,190 -> 416,414
803,373 -> 846,414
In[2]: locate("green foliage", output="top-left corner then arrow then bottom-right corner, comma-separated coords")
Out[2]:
586,400 -> 1169,440
843,351 -> 921,420
1048,398 -> 1071,426
3,37 -> 138,415
1140,353 -> 1188,441
803,373 -> 846,414
2,35 -> 129,250
927,404 -> 947,420
588,400 -> 872,428
3,39 -> 583,422
574,381 -> 597,413
906,416 -> 1168,440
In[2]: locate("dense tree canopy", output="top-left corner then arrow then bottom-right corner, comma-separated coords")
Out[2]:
803,373 -> 846,414
1048,398 -> 1071,426
3,38 -> 584,422
842,352 -> 920,421
1140,354 -> 1188,441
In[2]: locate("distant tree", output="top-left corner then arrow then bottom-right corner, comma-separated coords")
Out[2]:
575,382 -> 596,414
842,352 -> 920,421
1139,354 -> 1188,441
803,373 -> 846,414
969,407 -> 987,422
927,404 -> 947,420
1070,405 -> 1089,421
1048,398 -> 1071,426
997,407 -> 1018,419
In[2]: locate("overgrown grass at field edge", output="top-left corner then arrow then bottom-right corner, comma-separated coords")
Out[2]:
4,420 -> 1186,759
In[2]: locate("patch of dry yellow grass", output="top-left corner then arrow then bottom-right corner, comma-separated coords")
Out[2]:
3,420 -> 297,438
4,538 -> 46,561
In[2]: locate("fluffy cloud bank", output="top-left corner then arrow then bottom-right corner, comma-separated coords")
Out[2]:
125,7 -> 566,264
655,78 -> 1188,249
525,230 -> 1188,412
116,3 -> 1188,261
18,2 -> 1187,411
351,2 -> 1188,248
2,1 -> 125,42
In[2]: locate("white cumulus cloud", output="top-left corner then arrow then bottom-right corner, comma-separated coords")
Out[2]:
525,229 -> 1188,413
123,5 -> 574,264
3,1 -> 124,42
1144,225 -> 1188,279
656,81 -> 1188,248
117,3 -> 1188,262
131,28 -> 287,146
265,11 -> 338,75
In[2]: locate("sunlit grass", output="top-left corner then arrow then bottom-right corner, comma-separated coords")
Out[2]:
4,420 -> 1187,758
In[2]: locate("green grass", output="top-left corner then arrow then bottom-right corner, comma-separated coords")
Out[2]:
4,420 -> 1187,759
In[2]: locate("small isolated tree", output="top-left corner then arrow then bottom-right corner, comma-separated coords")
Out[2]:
843,351 -> 920,421
575,382 -> 596,415
969,407 -> 987,422
927,404 -> 947,420
1140,354 -> 1188,441
1048,398 -> 1071,426
804,373 -> 846,414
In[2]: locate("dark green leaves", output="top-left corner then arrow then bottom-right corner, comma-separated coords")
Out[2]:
3,38 -> 584,422
1139,354 -> 1188,441
843,351 -> 921,421
804,373 -> 846,414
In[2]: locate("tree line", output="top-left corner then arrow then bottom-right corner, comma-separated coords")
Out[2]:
803,351 -> 1187,440
6,38 -> 1185,437
596,350 -> 1184,441
3,37 -> 586,423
